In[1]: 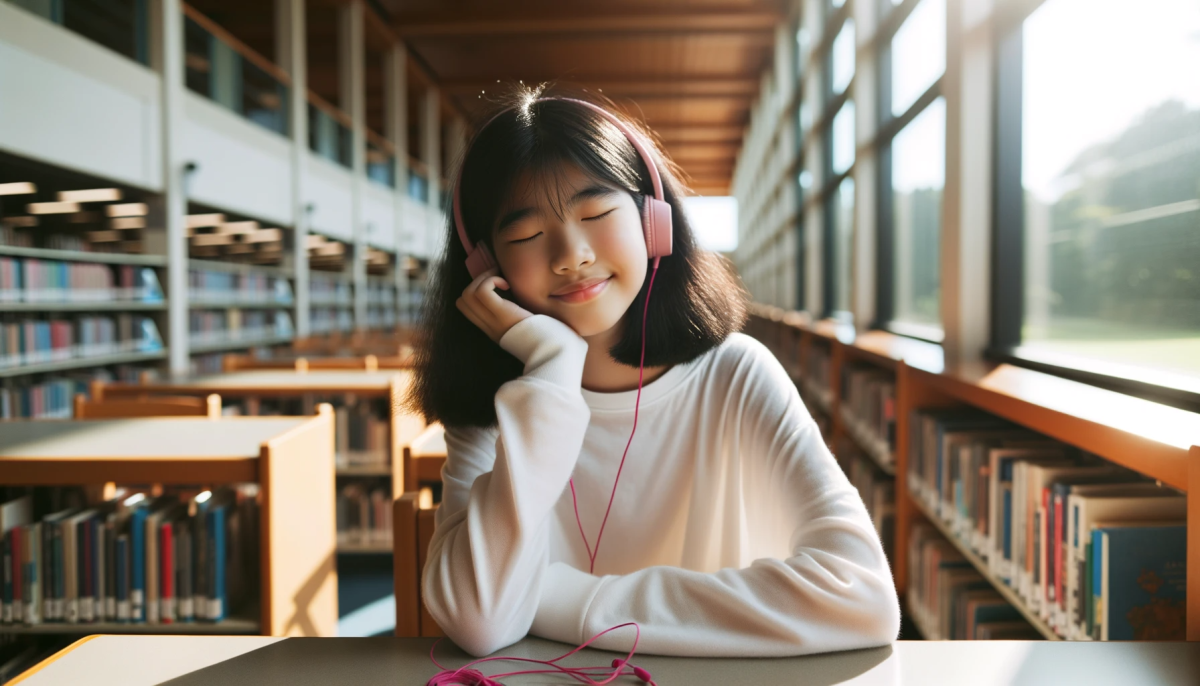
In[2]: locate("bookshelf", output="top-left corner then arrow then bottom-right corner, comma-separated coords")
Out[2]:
95,370 -> 427,554
747,305 -> 1200,641
0,412 -> 338,636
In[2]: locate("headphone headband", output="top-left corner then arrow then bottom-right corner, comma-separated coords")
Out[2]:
451,97 -> 666,259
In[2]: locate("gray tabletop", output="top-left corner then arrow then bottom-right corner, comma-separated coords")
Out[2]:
16,635 -> 1200,686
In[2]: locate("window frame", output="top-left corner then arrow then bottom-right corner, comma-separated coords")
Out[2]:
988,0 -> 1200,411
872,0 -> 947,340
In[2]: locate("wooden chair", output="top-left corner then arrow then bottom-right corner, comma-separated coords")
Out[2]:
73,393 -> 222,419
393,492 -> 443,637
403,422 -> 447,498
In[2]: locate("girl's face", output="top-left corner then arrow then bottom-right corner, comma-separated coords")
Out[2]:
490,164 -> 649,338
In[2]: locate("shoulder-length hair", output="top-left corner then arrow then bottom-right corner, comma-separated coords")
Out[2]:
406,86 -> 749,428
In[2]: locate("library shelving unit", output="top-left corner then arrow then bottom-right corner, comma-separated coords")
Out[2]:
187,258 -> 296,357
95,370 -> 426,555
309,270 -> 355,336
746,304 -> 1200,641
0,218 -> 169,419
0,410 -> 338,636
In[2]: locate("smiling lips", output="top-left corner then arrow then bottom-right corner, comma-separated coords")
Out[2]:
550,276 -> 612,304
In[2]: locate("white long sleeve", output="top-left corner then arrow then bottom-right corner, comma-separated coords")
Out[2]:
423,315 -> 900,657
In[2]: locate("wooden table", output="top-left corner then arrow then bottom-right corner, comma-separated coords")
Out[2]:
12,635 -> 1200,685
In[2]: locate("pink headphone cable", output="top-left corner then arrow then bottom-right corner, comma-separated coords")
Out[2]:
425,259 -> 663,685
570,257 -> 660,574
426,622 -> 655,686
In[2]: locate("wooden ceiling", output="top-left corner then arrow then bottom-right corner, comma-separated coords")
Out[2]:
184,0 -> 781,194
379,0 -> 783,195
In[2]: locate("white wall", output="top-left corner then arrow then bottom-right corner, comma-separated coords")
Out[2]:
304,153 -> 354,241
183,93 -> 293,225
0,3 -> 162,190
362,182 -> 396,250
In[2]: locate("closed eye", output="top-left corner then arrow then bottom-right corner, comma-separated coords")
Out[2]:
583,208 -> 617,221
510,232 -> 542,244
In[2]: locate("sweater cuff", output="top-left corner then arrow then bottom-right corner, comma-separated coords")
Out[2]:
498,315 -> 588,387
532,562 -> 606,644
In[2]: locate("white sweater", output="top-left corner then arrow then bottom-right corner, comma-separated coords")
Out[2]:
423,314 -> 900,657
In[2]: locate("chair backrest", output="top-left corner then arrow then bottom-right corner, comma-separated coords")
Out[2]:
402,422 -> 447,493
74,393 -> 222,419
393,492 -> 443,638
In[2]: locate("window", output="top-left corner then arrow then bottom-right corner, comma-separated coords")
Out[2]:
831,178 -> 856,313
890,0 -> 944,116
831,100 -> 856,175
830,20 -> 856,96
995,0 -> 1200,389
876,0 -> 947,337
891,98 -> 945,328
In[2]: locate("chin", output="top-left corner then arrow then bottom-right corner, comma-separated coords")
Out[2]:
542,301 -> 628,339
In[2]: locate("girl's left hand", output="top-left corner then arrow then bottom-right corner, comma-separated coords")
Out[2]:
456,268 -> 534,343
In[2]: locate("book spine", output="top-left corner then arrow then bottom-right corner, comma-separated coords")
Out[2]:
10,527 -> 22,623
53,523 -> 64,621
146,513 -> 158,623
25,523 -> 41,625
116,535 -> 130,622
208,507 -> 226,622
2,531 -> 11,624
131,509 -> 145,622
80,518 -> 93,623
160,522 -> 174,624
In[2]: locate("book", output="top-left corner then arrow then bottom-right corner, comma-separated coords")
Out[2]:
1092,522 -> 1186,640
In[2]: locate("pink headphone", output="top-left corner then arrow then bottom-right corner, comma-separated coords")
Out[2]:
451,97 -> 674,278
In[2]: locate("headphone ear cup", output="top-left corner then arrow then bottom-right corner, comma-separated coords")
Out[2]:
641,196 -> 673,259
464,243 -> 497,279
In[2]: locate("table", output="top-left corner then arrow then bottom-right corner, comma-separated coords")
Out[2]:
12,635 -> 1200,685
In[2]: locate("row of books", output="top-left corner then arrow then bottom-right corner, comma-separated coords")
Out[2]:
839,445 -> 895,564
310,307 -> 354,334
0,259 -> 163,304
335,402 -> 390,467
797,342 -> 833,414
188,310 -> 294,346
0,366 -> 148,420
310,276 -> 352,307
0,487 -> 257,627
336,482 -> 391,547
839,364 -> 896,470
364,307 -> 397,329
0,379 -> 76,420
365,282 -> 395,307
907,523 -> 1041,640
906,408 -> 1187,640
0,315 -> 163,368
189,269 -> 293,306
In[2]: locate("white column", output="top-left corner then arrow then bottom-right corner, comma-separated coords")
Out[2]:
154,0 -> 188,376
941,0 -> 994,361
278,0 -> 309,336
340,1 -> 367,329
421,86 -> 442,259
386,45 -> 408,324
851,0 -> 879,328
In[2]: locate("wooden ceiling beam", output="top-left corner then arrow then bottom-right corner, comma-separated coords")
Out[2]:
440,78 -> 758,98
393,10 -> 782,38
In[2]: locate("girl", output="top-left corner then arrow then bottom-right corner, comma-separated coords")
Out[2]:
408,86 -> 900,658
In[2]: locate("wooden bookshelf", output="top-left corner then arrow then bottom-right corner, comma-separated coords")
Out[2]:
0,350 -> 167,379
748,307 -> 1200,641
0,412 -> 338,636
0,245 -> 166,267
97,370 -> 427,554
0,302 -> 166,313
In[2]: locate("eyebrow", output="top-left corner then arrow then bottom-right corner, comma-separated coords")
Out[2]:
496,184 -> 618,233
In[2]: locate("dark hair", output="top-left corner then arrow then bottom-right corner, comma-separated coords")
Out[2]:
406,86 -> 749,428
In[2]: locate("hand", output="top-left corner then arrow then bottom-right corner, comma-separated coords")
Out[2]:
456,268 -> 534,343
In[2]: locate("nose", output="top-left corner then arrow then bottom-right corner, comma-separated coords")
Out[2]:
551,221 -> 595,274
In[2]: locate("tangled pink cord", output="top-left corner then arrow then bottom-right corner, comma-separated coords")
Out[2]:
425,622 -> 655,685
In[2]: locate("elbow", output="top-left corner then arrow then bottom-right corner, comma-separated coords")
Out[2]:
443,623 -> 515,658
